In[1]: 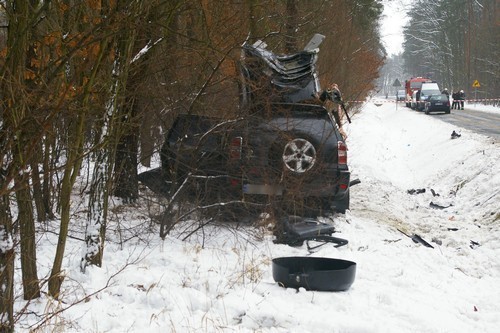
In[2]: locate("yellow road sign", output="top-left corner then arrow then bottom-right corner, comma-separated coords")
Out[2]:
472,80 -> 480,88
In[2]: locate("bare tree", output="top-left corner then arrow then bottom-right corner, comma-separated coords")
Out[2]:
0,0 -> 44,301
0,178 -> 14,332
0,0 -> 388,329
48,0 -> 114,297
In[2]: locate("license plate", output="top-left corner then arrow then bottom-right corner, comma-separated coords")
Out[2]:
243,184 -> 283,195
435,103 -> 443,105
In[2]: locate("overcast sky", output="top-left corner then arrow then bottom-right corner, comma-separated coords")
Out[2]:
380,0 -> 413,56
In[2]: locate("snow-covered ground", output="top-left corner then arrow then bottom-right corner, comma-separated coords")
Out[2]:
20,102 -> 499,332
466,102 -> 500,114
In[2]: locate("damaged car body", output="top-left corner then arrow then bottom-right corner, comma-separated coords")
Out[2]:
140,34 -> 351,222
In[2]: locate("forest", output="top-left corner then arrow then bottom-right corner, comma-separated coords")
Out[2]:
0,1 -> 384,331
381,0 -> 499,100
0,0 -> 498,331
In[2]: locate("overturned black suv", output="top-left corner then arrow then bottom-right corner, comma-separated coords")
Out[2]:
141,35 -> 351,218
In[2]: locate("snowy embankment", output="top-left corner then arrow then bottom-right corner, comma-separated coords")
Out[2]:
24,102 -> 499,332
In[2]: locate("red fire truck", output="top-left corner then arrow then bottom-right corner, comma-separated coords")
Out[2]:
405,77 -> 432,108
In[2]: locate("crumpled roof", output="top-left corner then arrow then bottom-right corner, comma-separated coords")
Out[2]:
239,35 -> 324,105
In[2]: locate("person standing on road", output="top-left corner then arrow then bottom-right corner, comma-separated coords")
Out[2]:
458,89 -> 465,110
442,88 -> 450,106
451,91 -> 459,109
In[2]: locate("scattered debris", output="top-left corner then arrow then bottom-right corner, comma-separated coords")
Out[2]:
430,188 -> 440,197
447,228 -> 459,231
451,130 -> 461,139
431,238 -> 442,246
407,188 -> 426,195
350,178 -> 361,187
412,234 -> 435,248
397,229 -> 434,248
430,201 -> 453,209
470,240 -> 480,249
275,215 -> 348,250
383,239 -> 402,244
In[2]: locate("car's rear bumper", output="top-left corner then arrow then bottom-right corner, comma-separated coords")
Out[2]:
241,169 -> 350,198
427,106 -> 450,112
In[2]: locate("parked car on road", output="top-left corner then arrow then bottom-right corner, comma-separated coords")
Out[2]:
416,82 -> 441,111
396,90 -> 405,102
404,77 -> 432,107
424,94 -> 451,114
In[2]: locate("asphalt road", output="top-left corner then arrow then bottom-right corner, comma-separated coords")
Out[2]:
421,107 -> 500,142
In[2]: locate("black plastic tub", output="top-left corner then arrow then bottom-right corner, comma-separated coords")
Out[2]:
272,256 -> 356,291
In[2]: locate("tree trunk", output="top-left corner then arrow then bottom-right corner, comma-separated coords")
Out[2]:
0,178 -> 14,333
1,0 -> 42,302
113,96 -> 139,202
82,0 -> 138,268
48,116 -> 85,298
30,157 -> 46,223
81,158 -> 108,272
15,177 -> 41,300
112,0 -> 149,202
42,134 -> 56,220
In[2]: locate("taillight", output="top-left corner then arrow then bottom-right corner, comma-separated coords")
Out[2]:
229,136 -> 242,160
338,141 -> 347,165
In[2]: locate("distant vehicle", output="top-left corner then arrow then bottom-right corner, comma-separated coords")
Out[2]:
424,94 -> 451,114
396,89 -> 405,101
405,77 -> 432,107
416,82 -> 441,111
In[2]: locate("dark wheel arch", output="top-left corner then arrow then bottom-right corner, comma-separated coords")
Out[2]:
332,190 -> 350,214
